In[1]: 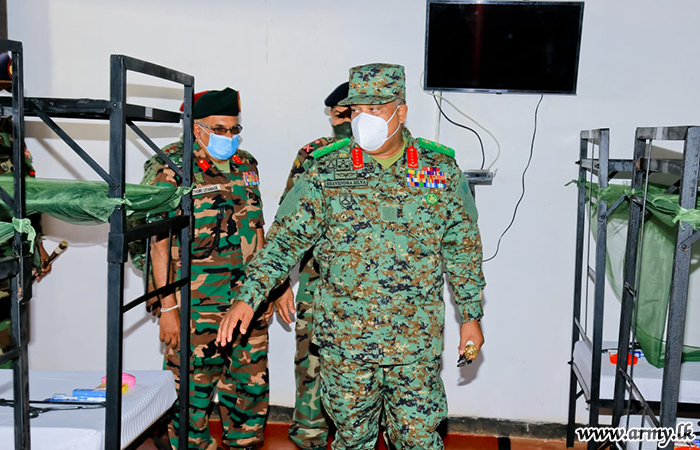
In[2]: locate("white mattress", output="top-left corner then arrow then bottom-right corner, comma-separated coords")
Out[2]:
573,340 -> 700,403
0,369 -> 176,450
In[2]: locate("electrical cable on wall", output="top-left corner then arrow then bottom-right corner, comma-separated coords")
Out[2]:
433,96 -> 486,170
484,94 -> 544,263
421,72 -> 501,170
432,96 -> 486,170
430,91 -> 503,170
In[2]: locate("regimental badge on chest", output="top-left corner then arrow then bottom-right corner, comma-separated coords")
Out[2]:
338,193 -> 354,209
194,172 -> 205,184
243,171 -> 260,186
407,166 -> 447,188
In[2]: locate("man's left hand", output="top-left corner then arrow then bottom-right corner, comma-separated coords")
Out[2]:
34,242 -> 52,282
459,319 -> 484,356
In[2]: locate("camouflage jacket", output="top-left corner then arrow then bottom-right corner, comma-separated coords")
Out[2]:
279,136 -> 334,284
241,128 -> 485,365
152,140 -> 264,308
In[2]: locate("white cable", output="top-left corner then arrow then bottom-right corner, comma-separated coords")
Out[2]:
420,72 -> 502,170
436,94 -> 502,170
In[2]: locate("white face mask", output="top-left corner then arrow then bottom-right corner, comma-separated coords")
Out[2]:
351,105 -> 401,151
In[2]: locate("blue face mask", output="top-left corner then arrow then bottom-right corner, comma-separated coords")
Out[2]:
200,128 -> 240,160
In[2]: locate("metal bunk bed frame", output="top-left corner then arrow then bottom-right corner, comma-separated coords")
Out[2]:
610,126 -> 700,450
0,38 -> 31,450
0,45 -> 195,450
567,126 -> 700,450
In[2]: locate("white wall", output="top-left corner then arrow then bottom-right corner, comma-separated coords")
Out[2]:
7,0 -> 700,424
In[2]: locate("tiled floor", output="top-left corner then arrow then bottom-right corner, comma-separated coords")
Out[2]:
135,421 -> 584,449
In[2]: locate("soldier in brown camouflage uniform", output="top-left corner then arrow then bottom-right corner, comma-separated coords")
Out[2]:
275,82 -> 351,450
219,64 -> 486,449
149,88 -> 284,450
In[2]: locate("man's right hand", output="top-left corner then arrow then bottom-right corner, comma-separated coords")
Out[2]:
216,301 -> 255,346
159,308 -> 180,350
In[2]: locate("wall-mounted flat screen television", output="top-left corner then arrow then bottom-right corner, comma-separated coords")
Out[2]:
424,1 -> 585,94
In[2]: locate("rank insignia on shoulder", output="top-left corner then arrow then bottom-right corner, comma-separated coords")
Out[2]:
312,137 -> 350,159
243,171 -> 260,186
197,158 -> 211,172
232,155 -> 244,165
407,166 -> 446,188
417,137 -> 456,158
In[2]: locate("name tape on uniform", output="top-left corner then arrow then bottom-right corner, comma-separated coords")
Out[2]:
324,179 -> 369,188
192,184 -> 223,196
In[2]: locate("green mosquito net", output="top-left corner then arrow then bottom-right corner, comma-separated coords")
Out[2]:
0,175 -> 190,247
582,181 -> 700,368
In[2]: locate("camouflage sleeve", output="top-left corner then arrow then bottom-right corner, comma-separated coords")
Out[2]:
245,159 -> 265,228
442,166 -> 486,323
239,161 -> 325,311
279,146 -> 314,205
147,166 -> 179,222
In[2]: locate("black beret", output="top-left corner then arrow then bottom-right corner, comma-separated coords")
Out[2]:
193,87 -> 240,119
324,82 -> 349,108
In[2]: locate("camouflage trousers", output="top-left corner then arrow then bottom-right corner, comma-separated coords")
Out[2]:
319,350 -> 447,450
165,307 -> 269,450
289,275 -> 329,449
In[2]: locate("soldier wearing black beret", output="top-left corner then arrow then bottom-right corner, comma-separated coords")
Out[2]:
147,87 -> 278,450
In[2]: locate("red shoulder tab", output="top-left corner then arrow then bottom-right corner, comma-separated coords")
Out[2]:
197,158 -> 210,172
407,146 -> 419,169
352,147 -> 364,170
232,155 -> 243,165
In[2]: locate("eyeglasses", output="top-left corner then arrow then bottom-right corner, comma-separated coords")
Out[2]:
197,122 -> 243,136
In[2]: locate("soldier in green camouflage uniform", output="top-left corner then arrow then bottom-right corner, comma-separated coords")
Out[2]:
0,117 -> 52,367
218,64 -> 486,449
149,88 -> 270,450
277,82 -> 351,450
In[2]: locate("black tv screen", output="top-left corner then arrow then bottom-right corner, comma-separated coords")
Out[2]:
424,1 -> 584,94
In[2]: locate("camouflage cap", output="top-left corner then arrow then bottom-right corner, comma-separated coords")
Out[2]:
338,63 -> 405,106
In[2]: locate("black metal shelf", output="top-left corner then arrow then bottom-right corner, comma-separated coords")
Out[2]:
0,44 -> 194,450
0,97 -> 182,123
